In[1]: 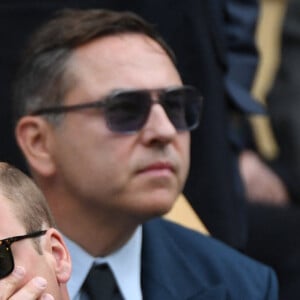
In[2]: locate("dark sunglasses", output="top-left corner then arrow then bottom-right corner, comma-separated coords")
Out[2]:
0,230 -> 47,279
30,86 -> 203,133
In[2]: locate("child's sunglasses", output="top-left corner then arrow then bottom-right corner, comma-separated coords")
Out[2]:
0,230 -> 47,279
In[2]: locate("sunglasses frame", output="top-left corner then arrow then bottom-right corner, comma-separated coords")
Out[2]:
0,230 -> 47,279
29,85 -> 203,133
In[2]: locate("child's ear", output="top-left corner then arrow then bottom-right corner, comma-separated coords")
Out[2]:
46,228 -> 72,283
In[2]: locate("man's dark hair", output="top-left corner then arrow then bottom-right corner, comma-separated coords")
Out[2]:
12,9 -> 176,124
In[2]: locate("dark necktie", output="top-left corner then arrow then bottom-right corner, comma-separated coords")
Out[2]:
82,263 -> 124,300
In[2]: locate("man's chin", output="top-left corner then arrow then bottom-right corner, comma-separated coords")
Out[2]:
140,195 -> 177,220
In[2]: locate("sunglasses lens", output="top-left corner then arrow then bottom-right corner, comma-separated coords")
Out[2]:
105,90 -> 151,133
163,87 -> 202,131
0,245 -> 14,278
105,86 -> 202,133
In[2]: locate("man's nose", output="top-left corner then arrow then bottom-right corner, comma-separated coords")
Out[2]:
139,103 -> 177,144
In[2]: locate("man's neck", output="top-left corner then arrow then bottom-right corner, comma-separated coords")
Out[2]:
62,220 -> 136,256
48,192 -> 138,256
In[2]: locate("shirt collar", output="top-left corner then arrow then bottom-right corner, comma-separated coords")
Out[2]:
64,226 -> 142,300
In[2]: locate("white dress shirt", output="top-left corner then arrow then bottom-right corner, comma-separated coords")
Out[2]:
64,226 -> 143,300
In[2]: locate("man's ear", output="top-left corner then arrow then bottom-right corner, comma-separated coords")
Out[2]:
15,116 -> 56,177
46,228 -> 72,284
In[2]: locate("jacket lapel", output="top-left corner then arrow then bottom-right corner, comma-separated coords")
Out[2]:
188,286 -> 228,300
141,219 -> 228,300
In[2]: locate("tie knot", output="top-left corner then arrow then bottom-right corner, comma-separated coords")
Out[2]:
82,264 -> 123,300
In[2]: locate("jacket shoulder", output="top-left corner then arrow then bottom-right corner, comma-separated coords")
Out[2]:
143,218 -> 278,299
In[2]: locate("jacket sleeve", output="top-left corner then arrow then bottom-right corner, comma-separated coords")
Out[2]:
225,0 -> 259,90
224,0 -> 265,114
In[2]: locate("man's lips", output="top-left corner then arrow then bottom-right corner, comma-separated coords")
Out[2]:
137,162 -> 175,174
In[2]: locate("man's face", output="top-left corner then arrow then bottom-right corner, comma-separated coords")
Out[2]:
43,34 -> 190,223
0,195 -> 69,299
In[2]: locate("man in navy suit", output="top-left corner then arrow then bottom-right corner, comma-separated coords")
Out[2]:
0,0 -> 261,251
10,8 -> 277,299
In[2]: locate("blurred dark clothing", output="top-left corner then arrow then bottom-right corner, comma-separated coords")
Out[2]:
267,0 -> 300,204
246,203 -> 300,300
244,1 -> 300,299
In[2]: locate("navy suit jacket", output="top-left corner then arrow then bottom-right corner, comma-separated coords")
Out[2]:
141,219 -> 278,299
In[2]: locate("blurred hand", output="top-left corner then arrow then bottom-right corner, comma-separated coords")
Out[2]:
0,266 -> 54,300
239,150 -> 290,206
